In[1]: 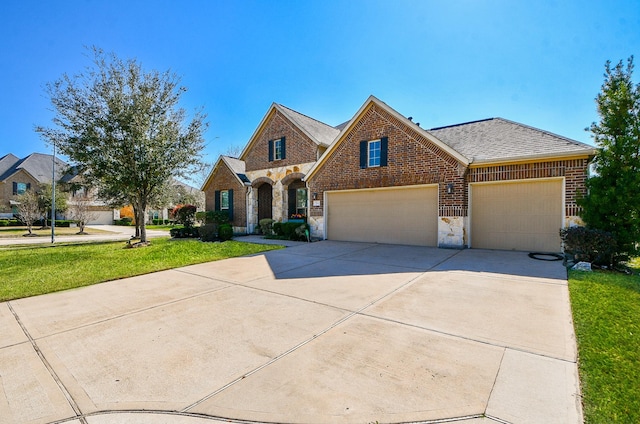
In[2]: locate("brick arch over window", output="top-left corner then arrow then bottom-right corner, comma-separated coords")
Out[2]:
281,172 -> 306,187
251,177 -> 274,188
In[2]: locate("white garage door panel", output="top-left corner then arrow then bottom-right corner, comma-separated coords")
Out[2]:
471,179 -> 563,252
327,186 -> 438,246
88,210 -> 114,225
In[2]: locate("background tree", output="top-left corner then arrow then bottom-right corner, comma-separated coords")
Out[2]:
38,182 -> 68,227
15,190 -> 42,235
580,56 -> 640,259
67,190 -> 99,234
37,47 -> 208,243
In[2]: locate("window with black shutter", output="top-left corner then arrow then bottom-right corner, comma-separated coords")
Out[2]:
359,137 -> 388,168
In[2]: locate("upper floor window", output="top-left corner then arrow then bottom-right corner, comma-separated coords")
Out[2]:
368,140 -> 381,167
13,182 -> 29,195
269,137 -> 286,161
359,137 -> 388,169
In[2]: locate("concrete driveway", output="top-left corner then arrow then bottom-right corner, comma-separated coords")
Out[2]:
0,241 -> 582,424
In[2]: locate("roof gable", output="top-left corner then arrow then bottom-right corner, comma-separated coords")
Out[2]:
0,154 -> 20,179
429,118 -> 596,164
306,96 -> 469,181
0,153 -> 68,183
239,103 -> 339,162
201,155 -> 248,190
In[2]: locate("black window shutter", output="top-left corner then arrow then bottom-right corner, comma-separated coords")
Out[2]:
281,137 -> 286,160
359,141 -> 367,168
268,140 -> 274,162
288,188 -> 296,217
380,137 -> 388,167
12,182 -> 17,195
26,183 -> 31,191
228,189 -> 234,221
214,190 -> 221,211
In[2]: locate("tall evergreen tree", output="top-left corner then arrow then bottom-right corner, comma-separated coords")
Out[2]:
580,56 -> 640,258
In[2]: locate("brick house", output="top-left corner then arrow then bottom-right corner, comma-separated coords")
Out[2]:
0,153 -> 68,217
202,96 -> 595,252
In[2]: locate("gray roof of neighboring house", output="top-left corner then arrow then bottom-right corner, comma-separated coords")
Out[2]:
428,118 -> 594,163
0,153 -> 69,183
0,154 -> 20,178
222,156 -> 250,183
276,104 -> 341,147
172,178 -> 202,193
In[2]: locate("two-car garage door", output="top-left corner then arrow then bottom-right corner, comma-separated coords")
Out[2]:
325,179 -> 564,252
326,185 -> 438,246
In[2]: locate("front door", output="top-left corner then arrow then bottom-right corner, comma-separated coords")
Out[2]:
257,184 -> 273,221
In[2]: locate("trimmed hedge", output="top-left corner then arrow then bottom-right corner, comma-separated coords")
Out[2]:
169,226 -> 200,238
560,226 -> 619,266
151,219 -> 171,225
115,217 -> 133,226
0,219 -> 21,227
273,222 -> 309,241
199,223 -> 218,242
218,224 -> 233,241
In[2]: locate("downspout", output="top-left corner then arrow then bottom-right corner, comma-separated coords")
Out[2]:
246,185 -> 252,234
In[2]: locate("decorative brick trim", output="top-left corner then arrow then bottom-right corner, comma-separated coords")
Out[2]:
468,161 -> 566,182
439,206 -> 468,217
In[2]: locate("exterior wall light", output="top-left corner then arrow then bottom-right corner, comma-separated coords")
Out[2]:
447,183 -> 454,194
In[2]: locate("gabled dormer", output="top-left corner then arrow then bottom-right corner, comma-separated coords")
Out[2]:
239,103 -> 339,172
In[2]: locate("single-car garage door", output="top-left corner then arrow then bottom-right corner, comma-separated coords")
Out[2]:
326,185 -> 438,246
471,178 -> 563,252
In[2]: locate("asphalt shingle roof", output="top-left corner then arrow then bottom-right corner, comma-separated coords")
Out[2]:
276,104 -> 341,147
0,153 -> 68,182
428,118 -> 594,163
222,156 -> 250,183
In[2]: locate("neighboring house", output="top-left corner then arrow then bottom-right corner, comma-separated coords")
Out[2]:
0,153 -> 68,217
61,169 -> 118,225
147,178 -> 205,223
1,153 -> 117,224
202,96 -> 596,252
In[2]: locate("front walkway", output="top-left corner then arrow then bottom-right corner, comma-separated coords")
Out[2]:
0,242 -> 582,424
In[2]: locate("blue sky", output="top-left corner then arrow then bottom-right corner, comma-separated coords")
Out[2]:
1,0 -> 639,176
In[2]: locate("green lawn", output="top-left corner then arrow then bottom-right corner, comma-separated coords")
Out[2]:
0,226 -> 112,238
569,267 -> 640,423
0,238 -> 281,301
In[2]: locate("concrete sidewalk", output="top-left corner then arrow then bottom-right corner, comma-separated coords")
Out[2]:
0,224 -> 169,246
0,242 -> 582,424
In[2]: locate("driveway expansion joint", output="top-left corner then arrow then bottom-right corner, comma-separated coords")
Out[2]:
6,301 -> 88,424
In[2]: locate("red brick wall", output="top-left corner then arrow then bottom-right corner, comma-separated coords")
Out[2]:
307,103 -> 590,219
243,110 -> 320,172
203,164 -> 247,226
307,104 -> 468,217
468,158 -> 589,216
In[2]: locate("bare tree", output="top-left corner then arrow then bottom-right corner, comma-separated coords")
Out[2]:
67,191 -> 99,234
15,190 -> 42,236
225,144 -> 244,158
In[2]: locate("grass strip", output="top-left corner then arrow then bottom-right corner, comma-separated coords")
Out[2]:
569,269 -> 640,423
0,238 -> 281,301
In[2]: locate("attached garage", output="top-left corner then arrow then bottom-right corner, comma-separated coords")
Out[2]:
325,185 -> 438,246
88,209 -> 114,225
470,178 -> 563,252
